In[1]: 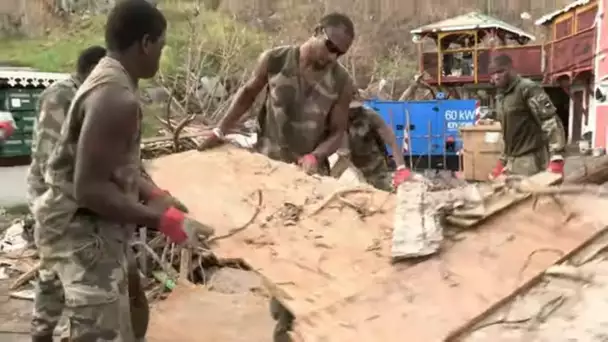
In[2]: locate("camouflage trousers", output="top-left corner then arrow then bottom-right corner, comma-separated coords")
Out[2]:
34,227 -> 147,342
364,172 -> 394,192
269,297 -> 294,342
504,147 -> 549,176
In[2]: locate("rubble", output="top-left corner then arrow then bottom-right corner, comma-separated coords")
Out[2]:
3,116 -> 608,341
143,145 -> 608,341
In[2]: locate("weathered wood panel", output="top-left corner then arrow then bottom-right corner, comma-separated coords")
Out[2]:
148,146 -> 604,341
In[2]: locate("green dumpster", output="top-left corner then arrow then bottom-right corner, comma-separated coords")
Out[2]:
0,69 -> 70,158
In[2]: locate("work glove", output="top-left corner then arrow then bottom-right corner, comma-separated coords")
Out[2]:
158,207 -> 214,247
148,188 -> 189,213
297,154 -> 318,174
392,166 -> 412,188
196,127 -> 225,151
547,157 -> 565,175
490,160 -> 505,179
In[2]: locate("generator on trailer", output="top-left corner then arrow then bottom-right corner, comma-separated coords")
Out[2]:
364,98 -> 479,170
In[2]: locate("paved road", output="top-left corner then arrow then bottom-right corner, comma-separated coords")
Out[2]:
0,166 -> 28,207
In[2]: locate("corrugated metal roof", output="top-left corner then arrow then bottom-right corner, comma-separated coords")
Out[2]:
0,70 -> 69,88
535,0 -> 593,26
411,12 -> 535,41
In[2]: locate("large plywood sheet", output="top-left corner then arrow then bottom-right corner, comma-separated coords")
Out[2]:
148,147 -> 604,341
147,284 -> 273,342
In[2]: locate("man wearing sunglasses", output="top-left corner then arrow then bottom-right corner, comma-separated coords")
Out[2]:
198,12 -> 354,177
198,12 -> 355,342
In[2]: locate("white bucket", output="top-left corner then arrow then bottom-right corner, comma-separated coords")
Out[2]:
579,140 -> 590,152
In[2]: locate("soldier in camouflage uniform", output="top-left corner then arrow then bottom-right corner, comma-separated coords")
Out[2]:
343,90 -> 411,191
489,54 -> 566,178
198,13 -> 354,176
27,45 -> 107,342
31,2 -> 212,341
197,12 -> 364,342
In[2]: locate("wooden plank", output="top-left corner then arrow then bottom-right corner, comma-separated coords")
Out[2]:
149,147 -> 393,318
566,155 -> 608,184
147,284 -> 274,342
391,180 -> 442,259
291,196 -> 608,342
148,147 -> 605,342
445,225 -> 608,341
446,171 -> 563,228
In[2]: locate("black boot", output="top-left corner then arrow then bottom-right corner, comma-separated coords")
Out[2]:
270,297 -> 294,342
31,335 -> 54,342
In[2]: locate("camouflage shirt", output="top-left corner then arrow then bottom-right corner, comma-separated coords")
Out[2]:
26,76 -> 80,207
346,106 -> 390,177
495,76 -> 566,160
255,45 -> 351,174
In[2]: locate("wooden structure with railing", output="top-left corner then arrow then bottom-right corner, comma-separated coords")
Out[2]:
411,12 -> 541,86
536,0 -> 597,84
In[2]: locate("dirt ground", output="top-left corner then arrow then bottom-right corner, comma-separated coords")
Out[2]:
0,279 -> 32,342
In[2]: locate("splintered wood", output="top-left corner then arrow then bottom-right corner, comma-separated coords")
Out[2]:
446,171 -> 563,228
392,180 -> 443,260
148,146 -> 605,342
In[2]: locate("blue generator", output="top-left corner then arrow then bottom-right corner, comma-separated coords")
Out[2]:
363,99 -> 478,171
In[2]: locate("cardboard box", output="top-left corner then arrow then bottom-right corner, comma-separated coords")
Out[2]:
460,123 -> 503,181
461,150 -> 502,181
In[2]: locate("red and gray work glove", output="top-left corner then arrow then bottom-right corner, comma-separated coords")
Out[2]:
490,160 -> 506,179
148,188 -> 189,213
297,154 -> 318,174
547,156 -> 564,175
392,166 -> 412,188
158,207 -> 214,247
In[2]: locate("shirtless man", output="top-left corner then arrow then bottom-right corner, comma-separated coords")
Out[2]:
198,13 -> 355,177
32,1 -> 212,340
197,12 -> 376,341
28,45 -> 106,342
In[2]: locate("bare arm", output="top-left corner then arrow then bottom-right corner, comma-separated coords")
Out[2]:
217,50 -> 270,133
138,176 -> 160,201
312,80 -> 353,160
74,87 -> 162,228
368,109 -> 406,167
336,133 -> 350,157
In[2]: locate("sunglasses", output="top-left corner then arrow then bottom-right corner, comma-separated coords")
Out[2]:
322,29 -> 345,56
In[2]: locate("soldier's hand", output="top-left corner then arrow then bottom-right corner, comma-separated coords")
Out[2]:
392,166 -> 412,188
157,207 -> 214,247
297,154 -> 319,175
197,128 -> 225,151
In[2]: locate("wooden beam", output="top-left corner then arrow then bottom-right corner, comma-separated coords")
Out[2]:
446,171 -> 563,228
565,155 -> 608,184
